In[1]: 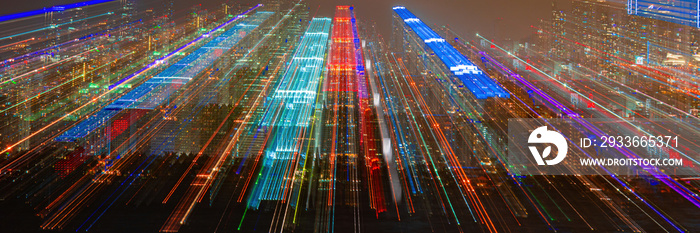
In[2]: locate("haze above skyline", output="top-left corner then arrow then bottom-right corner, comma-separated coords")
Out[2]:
0,0 -> 568,42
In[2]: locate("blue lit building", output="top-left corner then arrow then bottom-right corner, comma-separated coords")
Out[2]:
628,0 -> 700,27
55,9 -> 273,143
392,6 -> 509,99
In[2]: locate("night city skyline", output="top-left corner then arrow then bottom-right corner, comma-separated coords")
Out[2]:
0,0 -> 559,42
0,0 -> 698,232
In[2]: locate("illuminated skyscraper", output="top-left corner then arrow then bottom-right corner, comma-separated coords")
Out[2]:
628,0 -> 700,27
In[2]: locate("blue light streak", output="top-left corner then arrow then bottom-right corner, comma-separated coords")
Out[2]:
393,6 -> 509,99
55,6 -> 269,142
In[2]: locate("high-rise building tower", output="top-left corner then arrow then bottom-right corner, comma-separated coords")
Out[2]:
628,0 -> 700,27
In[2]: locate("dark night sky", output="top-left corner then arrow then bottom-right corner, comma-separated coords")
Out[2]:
0,0 -> 572,42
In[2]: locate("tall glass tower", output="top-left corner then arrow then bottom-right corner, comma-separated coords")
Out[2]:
628,0 -> 700,27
